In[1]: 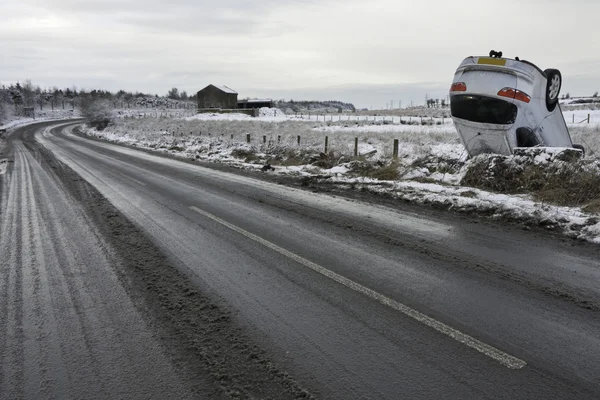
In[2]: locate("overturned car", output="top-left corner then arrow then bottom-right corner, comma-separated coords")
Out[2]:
449,51 -> 582,157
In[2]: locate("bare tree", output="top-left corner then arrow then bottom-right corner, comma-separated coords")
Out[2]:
80,98 -> 115,130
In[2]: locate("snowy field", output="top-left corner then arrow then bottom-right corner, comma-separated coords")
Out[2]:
78,106 -> 600,244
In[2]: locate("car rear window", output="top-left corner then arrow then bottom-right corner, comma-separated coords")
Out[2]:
451,95 -> 518,124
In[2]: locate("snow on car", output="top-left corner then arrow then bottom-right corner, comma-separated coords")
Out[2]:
449,50 -> 582,157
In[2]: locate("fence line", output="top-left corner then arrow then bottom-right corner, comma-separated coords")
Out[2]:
292,113 -> 451,126
157,131 -> 405,159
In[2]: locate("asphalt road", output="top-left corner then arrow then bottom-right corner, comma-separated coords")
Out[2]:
2,120 -> 600,399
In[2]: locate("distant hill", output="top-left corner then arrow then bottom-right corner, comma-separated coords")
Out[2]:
275,100 -> 356,114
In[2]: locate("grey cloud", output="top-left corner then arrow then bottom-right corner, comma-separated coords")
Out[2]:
18,0 -> 316,35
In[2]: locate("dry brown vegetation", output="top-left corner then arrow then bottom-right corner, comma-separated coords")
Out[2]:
462,153 -> 600,207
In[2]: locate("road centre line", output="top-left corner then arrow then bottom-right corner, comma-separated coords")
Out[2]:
189,205 -> 527,370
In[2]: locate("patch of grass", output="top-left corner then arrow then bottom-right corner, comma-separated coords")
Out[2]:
411,156 -> 463,175
462,154 -> 600,207
231,148 -> 255,158
346,159 -> 378,176
267,149 -> 317,166
231,148 -> 262,163
582,199 -> 600,214
459,190 -> 478,198
368,162 -> 400,181
310,151 -> 337,169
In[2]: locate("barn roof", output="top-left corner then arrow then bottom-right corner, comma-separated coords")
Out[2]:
214,85 -> 237,94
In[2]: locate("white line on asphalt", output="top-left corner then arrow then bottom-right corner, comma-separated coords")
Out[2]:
189,205 -> 527,370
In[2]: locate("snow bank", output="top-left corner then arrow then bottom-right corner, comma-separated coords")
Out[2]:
258,107 -> 286,119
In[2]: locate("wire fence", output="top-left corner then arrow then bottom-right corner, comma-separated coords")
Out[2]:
290,113 -> 452,125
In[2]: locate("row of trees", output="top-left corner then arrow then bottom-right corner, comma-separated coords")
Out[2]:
0,81 -> 196,124
0,81 -> 79,113
166,87 -> 191,101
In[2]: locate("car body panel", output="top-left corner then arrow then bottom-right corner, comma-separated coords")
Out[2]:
450,56 -> 573,157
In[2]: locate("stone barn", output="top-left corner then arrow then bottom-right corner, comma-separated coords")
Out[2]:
197,85 -> 238,109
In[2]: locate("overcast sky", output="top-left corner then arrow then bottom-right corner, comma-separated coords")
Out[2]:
1,0 -> 599,108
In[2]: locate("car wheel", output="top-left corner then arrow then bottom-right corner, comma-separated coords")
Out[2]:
544,69 -> 562,111
573,143 -> 585,155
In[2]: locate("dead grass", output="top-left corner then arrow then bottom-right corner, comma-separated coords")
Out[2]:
459,190 -> 478,198
462,154 -> 600,208
582,199 -> 600,214
231,148 -> 262,163
411,156 -> 464,175
368,162 -> 400,181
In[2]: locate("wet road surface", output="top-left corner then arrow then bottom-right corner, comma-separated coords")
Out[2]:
0,123 -> 195,399
2,120 -> 600,399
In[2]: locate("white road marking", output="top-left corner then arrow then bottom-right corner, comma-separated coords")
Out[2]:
189,205 -> 527,369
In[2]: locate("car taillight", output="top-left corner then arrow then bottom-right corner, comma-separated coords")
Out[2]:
497,87 -> 531,103
450,82 -> 467,92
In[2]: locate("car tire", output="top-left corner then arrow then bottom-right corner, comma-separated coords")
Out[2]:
544,69 -> 562,111
573,143 -> 585,155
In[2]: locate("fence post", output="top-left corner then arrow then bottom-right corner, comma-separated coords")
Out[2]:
263,135 -> 266,144
588,114 -> 590,124
393,139 -> 399,159
325,136 -> 329,153
573,114 -> 575,123
297,135 -> 301,146
246,134 -> 250,143
354,137 -> 358,157
231,134 -> 233,139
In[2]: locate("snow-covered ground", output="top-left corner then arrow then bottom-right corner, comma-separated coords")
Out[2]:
76,107 -> 600,244
0,109 -> 81,131
563,109 -> 600,125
